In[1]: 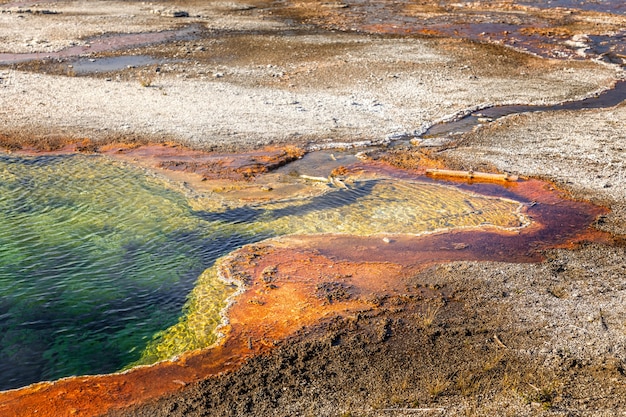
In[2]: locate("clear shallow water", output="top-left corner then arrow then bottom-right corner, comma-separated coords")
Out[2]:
135,178 -> 527,365
0,154 -> 525,390
0,154 -> 255,390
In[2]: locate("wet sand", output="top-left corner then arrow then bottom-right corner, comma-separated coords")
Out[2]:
1,0 -> 625,416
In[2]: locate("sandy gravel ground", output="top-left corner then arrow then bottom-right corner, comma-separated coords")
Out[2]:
1,0 -> 626,416
0,1 -> 621,149
1,50 -> 617,150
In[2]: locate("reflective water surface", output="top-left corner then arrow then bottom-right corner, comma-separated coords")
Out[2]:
0,155 -> 246,390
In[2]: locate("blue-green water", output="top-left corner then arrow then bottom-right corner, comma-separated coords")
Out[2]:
0,154 -> 264,391
0,153 -> 526,391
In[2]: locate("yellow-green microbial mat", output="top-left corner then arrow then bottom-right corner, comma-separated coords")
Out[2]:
137,179 -> 526,364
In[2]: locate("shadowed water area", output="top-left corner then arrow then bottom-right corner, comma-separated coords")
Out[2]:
0,153 -> 529,390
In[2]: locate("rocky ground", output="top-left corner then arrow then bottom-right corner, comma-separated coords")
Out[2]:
1,0 -> 625,416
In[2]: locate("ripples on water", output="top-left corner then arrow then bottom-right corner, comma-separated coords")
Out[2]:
129,176 -> 528,366
2,0 -> 623,392
0,154 -> 526,390
0,155 -> 241,390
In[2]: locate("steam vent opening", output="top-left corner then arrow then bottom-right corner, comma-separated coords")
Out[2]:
0,144 -> 609,417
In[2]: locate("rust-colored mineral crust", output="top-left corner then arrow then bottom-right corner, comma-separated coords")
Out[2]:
102,144 -> 305,182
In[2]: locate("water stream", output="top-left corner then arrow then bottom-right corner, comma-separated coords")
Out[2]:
421,80 -> 626,140
0,25 -> 201,66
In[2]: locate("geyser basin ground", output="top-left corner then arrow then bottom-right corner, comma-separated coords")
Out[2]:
1,0 -> 625,414
0,145 -> 609,417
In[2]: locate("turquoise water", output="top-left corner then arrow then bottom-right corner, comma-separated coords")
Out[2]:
0,154 -> 263,390
0,153 -> 526,391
